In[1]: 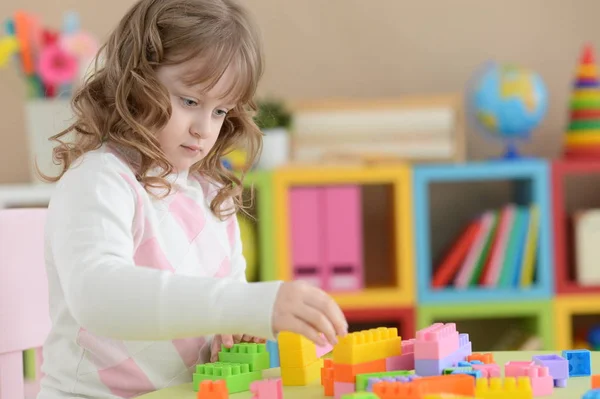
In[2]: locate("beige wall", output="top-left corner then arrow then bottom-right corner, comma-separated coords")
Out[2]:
0,0 -> 598,183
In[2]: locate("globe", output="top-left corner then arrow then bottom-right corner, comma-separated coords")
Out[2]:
468,62 -> 548,158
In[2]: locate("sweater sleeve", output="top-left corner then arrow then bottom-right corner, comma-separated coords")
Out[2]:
48,154 -> 282,341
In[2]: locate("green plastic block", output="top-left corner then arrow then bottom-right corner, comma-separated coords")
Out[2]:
355,370 -> 413,391
192,362 -> 261,393
443,366 -> 472,375
341,393 -> 379,399
218,343 -> 270,371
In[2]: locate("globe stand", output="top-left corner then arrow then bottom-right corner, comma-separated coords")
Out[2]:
502,141 -> 521,160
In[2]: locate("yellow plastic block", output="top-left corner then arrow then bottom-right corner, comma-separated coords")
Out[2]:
280,346 -> 318,368
280,359 -> 322,386
277,332 -> 315,350
475,377 -> 532,399
424,395 -> 474,399
332,327 -> 401,365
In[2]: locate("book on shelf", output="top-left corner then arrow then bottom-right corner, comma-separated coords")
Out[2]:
431,203 -> 540,289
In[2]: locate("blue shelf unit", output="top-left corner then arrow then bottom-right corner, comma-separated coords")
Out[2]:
413,159 -> 554,304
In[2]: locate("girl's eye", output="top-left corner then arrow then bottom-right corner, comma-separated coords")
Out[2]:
215,109 -> 229,117
180,97 -> 198,107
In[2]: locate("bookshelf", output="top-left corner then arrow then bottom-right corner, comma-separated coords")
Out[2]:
413,159 -> 553,304
417,300 -> 554,350
554,294 -> 600,350
271,164 -> 415,308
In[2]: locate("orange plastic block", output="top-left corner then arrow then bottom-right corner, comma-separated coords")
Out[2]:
321,366 -> 334,396
475,377 -> 533,399
333,358 -> 386,382
373,380 -> 423,399
423,395 -> 473,399
467,352 -> 494,364
415,374 -> 475,397
197,380 -> 228,399
593,374 -> 600,388
333,327 -> 401,365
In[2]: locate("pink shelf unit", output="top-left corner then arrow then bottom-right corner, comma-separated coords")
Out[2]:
289,185 -> 364,292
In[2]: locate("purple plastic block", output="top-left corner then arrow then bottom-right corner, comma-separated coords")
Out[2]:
532,354 -> 569,381
555,378 -> 567,388
415,334 -> 472,376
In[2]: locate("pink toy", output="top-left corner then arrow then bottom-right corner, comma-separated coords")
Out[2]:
316,338 -> 333,358
505,361 -> 535,377
250,378 -> 283,399
472,363 -> 501,377
527,365 -> 554,396
414,323 -> 459,360
0,209 -> 51,399
323,186 -> 363,292
333,381 -> 355,399
386,339 -> 415,371
290,187 -> 325,287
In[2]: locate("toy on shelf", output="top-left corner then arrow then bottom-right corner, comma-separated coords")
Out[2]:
564,44 -> 600,160
432,203 -> 540,290
467,61 -> 548,159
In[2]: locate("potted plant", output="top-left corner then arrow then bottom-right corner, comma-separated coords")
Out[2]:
254,98 -> 292,169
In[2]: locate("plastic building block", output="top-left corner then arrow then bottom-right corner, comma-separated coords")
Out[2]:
366,375 -> 419,392
280,345 -> 318,368
266,340 -> 280,368
250,378 -> 283,399
458,359 -> 483,366
505,361 -> 535,377
414,323 -> 459,359
451,369 -> 481,378
340,393 -> 378,399
333,359 -> 386,383
333,327 -> 401,365
475,377 -> 533,399
193,362 -> 261,393
415,333 -> 472,376
355,370 -> 414,391
385,339 -> 415,371
443,366 -> 472,375
593,374 -> 600,388
277,331 -> 314,351
197,380 -> 228,399
373,374 -> 475,398
584,389 -> 600,399
562,349 -> 592,377
280,359 -> 322,386
218,343 -> 270,372
423,396 -> 473,399
532,353 -> 569,387
467,352 -> 494,364
322,360 -> 334,396
526,365 -> 553,397
316,339 -> 334,358
472,363 -> 501,378
334,381 -> 355,399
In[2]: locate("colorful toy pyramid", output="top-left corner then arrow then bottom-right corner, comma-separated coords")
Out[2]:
564,44 -> 600,159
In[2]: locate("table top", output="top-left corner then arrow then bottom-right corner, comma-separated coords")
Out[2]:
136,351 -> 597,399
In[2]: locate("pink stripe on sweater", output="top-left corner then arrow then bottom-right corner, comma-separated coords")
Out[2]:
172,337 -> 207,368
97,358 -> 155,398
169,192 -> 205,242
133,235 -> 175,272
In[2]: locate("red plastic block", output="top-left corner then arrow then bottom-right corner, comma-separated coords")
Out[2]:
414,323 -> 459,360
197,380 -> 228,399
250,378 -> 283,399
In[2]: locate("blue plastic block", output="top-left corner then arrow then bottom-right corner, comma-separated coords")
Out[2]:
583,389 -> 600,398
562,349 -> 591,377
452,369 -> 482,378
457,361 -> 472,367
413,159 -> 554,304
266,340 -> 280,368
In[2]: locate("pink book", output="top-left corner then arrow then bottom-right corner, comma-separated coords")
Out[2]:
454,211 -> 495,288
481,205 -> 516,287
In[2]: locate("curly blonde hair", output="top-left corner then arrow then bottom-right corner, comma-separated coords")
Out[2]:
39,0 -> 264,220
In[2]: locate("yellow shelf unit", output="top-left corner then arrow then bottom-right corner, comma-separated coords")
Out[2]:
554,294 -> 600,350
272,164 -> 415,308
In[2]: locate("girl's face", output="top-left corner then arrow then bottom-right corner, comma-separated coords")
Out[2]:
155,60 -> 237,173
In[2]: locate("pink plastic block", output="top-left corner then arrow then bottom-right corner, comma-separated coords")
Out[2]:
250,378 -> 283,399
386,339 -> 416,371
316,339 -> 333,358
505,361 -> 535,377
333,381 -> 355,399
323,186 -> 363,292
401,339 -> 415,354
472,363 -> 501,377
290,187 -> 325,288
527,365 -> 554,396
414,323 -> 459,360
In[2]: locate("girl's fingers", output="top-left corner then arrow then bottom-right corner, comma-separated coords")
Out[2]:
305,290 -> 348,337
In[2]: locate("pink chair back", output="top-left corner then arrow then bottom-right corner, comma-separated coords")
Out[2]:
0,208 -> 51,399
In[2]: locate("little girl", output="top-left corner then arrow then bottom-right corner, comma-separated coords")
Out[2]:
37,0 -> 347,398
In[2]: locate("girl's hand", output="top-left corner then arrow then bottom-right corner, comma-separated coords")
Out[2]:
210,334 -> 266,362
272,281 -> 348,347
